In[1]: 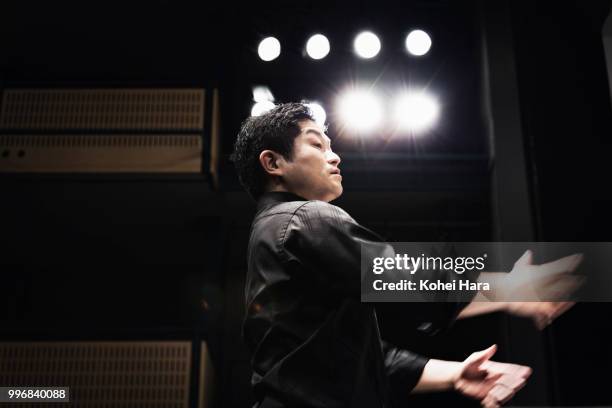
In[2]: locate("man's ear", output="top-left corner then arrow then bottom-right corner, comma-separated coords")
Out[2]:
259,150 -> 285,177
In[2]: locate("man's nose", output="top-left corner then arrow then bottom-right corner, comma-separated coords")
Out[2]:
327,150 -> 341,166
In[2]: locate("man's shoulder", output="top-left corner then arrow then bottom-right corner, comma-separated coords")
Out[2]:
255,199 -> 310,220
256,199 -> 350,219
252,200 -> 356,242
295,200 -> 354,224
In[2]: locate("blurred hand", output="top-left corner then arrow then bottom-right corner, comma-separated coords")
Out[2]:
454,344 -> 532,408
504,301 -> 575,329
497,250 -> 584,303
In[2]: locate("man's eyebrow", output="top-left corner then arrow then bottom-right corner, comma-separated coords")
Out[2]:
304,129 -> 332,145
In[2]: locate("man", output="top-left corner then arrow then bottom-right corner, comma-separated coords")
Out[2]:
231,103 -> 574,408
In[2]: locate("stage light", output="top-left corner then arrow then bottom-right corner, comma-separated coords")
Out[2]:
405,30 -> 432,56
338,89 -> 383,132
354,31 -> 381,59
393,92 -> 439,132
252,86 -> 274,103
305,102 -> 327,126
306,34 -> 330,60
251,101 -> 276,116
258,37 -> 281,61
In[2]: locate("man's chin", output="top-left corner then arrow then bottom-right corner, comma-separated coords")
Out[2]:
329,186 -> 343,202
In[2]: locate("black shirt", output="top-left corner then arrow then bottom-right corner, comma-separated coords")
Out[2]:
243,192 -> 439,408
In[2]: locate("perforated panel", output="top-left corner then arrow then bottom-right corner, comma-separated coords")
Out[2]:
0,341 -> 192,408
0,134 -> 202,172
0,89 -> 205,131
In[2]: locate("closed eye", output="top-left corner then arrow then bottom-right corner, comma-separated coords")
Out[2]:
312,142 -> 323,149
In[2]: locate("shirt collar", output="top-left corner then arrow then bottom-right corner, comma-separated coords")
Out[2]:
256,191 -> 307,214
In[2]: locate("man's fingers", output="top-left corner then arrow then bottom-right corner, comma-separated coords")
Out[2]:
481,393 -> 501,408
552,301 -> 576,319
539,253 -> 583,275
514,250 -> 533,268
466,344 -> 498,367
543,301 -> 575,320
537,275 -> 584,300
480,360 -> 532,379
505,268 -> 572,301
533,302 -> 560,329
480,375 -> 527,407
459,354 -> 531,405
496,373 -> 527,391
489,383 -> 516,405
473,360 -> 531,408
457,375 -> 501,400
535,315 -> 548,330
464,344 -> 497,373
533,301 -> 576,329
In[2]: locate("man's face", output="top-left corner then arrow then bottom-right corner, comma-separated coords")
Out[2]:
278,119 -> 342,202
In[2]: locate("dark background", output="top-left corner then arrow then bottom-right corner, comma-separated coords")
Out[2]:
2,0 -> 611,406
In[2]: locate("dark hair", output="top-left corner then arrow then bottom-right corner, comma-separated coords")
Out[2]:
230,102 -> 315,199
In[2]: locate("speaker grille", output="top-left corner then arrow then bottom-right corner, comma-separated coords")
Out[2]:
0,134 -> 202,172
0,341 -> 192,408
0,89 -> 205,131
0,134 -> 202,148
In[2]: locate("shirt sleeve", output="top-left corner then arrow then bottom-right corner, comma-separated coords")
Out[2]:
281,200 -> 392,298
381,340 -> 429,402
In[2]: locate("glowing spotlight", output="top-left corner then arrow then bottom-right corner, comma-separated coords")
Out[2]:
338,90 -> 383,132
405,30 -> 432,56
353,31 -> 381,59
393,92 -> 439,132
251,100 -> 276,116
305,102 -> 327,126
258,37 -> 281,61
306,34 -> 330,60
252,86 -> 274,103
